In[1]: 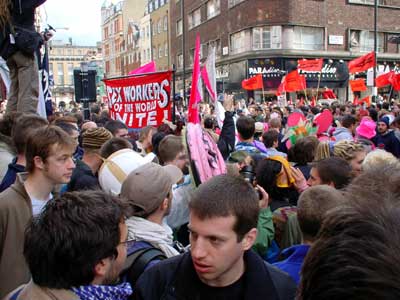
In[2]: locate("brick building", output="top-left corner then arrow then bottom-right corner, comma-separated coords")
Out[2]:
170,0 -> 400,102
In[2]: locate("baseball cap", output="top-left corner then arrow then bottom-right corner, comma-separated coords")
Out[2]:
120,162 -> 183,217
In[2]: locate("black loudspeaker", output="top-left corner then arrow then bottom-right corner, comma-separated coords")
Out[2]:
74,69 -> 97,103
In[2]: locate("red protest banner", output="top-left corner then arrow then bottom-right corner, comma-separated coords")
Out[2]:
297,58 -> 323,72
348,51 -> 375,74
376,71 -> 394,88
104,71 -> 172,129
349,79 -> 367,92
241,74 -> 263,90
285,70 -> 306,92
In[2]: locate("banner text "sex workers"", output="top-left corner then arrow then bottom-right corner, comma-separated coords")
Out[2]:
104,71 -> 172,129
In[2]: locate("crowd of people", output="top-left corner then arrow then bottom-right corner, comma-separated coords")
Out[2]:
0,94 -> 400,300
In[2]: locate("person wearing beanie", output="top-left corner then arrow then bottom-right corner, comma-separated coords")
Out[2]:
67,127 -> 113,191
372,116 -> 400,158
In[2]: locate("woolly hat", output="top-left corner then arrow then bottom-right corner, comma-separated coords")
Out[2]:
82,127 -> 112,150
356,118 -> 376,139
379,116 -> 390,127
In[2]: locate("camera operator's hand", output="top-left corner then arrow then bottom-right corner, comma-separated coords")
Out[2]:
255,184 -> 269,209
290,166 -> 308,193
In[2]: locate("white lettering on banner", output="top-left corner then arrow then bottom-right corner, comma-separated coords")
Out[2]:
158,79 -> 169,108
107,87 -> 123,105
113,82 -> 169,104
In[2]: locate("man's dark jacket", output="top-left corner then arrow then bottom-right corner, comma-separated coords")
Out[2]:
133,250 -> 297,300
66,160 -> 99,192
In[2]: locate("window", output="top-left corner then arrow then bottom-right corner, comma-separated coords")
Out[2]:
159,45 -> 163,58
176,19 -> 183,36
57,63 -> 64,85
252,27 -> 271,49
67,63 -> 73,84
177,53 -> 183,68
152,23 -> 156,36
49,63 -> 53,75
230,29 -> 251,54
293,26 -> 324,50
155,0 -> 159,9
165,42 -> 168,56
350,30 -> 384,52
228,0 -> 246,8
208,39 -> 221,58
158,20 -> 162,34
207,0 -> 220,19
188,8 -> 201,30
163,16 -> 168,31
147,25 -> 150,37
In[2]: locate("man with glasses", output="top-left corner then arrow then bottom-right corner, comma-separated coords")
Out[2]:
119,162 -> 183,284
4,190 -> 133,300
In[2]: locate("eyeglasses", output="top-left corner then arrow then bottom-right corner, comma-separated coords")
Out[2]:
120,238 -> 136,249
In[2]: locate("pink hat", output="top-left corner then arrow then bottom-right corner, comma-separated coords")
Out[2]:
356,118 -> 376,139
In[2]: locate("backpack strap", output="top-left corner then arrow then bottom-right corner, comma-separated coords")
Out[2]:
9,287 -> 23,300
123,246 -> 166,285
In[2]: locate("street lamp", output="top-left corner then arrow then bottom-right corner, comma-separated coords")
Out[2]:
181,0 -> 186,106
373,0 -> 378,100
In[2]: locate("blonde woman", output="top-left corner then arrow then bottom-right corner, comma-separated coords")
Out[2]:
333,140 -> 366,177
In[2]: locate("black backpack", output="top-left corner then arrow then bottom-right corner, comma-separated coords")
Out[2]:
121,246 -> 167,286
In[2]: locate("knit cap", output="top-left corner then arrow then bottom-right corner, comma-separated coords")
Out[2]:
379,116 -> 390,127
82,127 -> 113,150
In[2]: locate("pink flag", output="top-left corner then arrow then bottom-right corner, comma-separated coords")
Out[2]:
201,46 -> 217,102
188,34 -> 203,124
128,61 -> 156,75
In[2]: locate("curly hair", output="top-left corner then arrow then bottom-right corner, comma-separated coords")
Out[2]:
333,140 -> 365,162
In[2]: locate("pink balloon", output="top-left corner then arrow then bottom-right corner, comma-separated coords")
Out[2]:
287,112 -> 306,127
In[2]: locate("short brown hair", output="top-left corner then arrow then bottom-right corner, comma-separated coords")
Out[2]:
158,135 -> 184,164
12,114 -> 49,155
297,185 -> 345,242
189,175 -> 260,241
25,126 -> 77,173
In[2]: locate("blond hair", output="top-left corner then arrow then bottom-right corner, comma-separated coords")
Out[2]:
314,141 -> 331,161
333,140 -> 365,162
362,149 -> 400,172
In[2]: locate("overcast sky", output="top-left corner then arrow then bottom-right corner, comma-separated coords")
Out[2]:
40,0 -> 102,46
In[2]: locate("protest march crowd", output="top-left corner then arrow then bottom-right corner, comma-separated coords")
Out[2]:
1,1 -> 400,299
1,92 -> 400,300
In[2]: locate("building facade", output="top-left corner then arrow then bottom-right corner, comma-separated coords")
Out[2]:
48,41 -> 98,106
149,0 -> 171,71
170,0 -> 400,102
101,0 -> 124,77
139,13 -> 153,66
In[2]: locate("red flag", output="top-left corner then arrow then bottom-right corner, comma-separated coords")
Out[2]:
297,58 -> 323,72
349,79 -> 368,92
188,34 -> 202,124
389,73 -> 400,91
128,61 -> 156,75
322,89 -> 336,99
348,51 -> 376,73
276,80 -> 286,96
376,71 -> 395,88
285,70 -> 306,92
242,74 -> 263,90
358,96 -> 371,107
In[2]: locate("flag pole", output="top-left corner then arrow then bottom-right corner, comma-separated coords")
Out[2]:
316,72 -> 322,100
